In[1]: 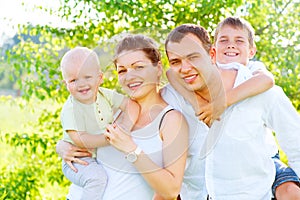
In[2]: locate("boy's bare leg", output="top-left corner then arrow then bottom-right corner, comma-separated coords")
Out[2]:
276,182 -> 300,200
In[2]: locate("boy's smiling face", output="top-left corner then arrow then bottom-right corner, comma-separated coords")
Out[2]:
213,25 -> 256,66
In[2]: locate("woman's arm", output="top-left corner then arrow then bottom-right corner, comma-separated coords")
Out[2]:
117,97 -> 140,131
226,69 -> 274,107
56,140 -> 92,172
105,110 -> 188,199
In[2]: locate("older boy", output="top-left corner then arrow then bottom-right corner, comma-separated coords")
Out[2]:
212,17 -> 300,199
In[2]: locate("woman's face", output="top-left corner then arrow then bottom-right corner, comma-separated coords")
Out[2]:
116,50 -> 162,100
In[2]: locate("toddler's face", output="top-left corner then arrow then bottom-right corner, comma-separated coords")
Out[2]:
63,58 -> 102,104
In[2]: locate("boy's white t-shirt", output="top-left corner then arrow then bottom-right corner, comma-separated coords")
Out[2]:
217,61 -> 278,157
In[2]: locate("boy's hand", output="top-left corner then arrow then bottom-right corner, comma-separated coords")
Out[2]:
196,98 -> 226,127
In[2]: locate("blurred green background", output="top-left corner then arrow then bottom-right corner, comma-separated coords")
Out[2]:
0,0 -> 299,199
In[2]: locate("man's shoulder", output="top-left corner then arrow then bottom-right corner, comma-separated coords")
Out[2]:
246,85 -> 285,104
161,84 -> 185,103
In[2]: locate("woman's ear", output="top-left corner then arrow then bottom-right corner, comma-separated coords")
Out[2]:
157,61 -> 163,77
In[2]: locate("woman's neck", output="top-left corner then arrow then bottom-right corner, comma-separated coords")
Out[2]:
133,91 -> 167,130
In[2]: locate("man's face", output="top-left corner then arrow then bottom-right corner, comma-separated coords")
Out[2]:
166,33 -> 213,92
213,25 -> 256,66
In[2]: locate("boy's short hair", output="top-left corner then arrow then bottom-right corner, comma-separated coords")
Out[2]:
165,24 -> 212,54
214,17 -> 256,48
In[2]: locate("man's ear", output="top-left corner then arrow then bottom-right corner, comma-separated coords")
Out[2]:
210,47 -> 217,64
249,46 -> 257,59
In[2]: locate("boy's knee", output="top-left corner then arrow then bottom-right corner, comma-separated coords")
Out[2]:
276,182 -> 300,200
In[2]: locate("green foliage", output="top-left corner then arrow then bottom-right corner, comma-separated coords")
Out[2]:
0,107 -> 69,199
244,0 -> 300,110
1,0 -> 299,199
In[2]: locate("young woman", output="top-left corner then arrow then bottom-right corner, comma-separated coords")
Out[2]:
57,34 -> 189,200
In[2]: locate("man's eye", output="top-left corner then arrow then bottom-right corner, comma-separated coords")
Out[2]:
220,39 -> 227,43
170,60 -> 180,65
69,79 -> 76,83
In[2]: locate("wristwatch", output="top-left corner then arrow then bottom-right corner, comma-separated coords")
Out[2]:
125,146 -> 142,163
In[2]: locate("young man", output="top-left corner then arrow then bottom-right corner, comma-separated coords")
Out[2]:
165,23 -> 300,199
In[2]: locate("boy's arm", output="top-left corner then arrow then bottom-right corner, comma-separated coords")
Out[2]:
167,68 -> 226,127
226,69 -> 274,107
117,97 -> 140,131
166,69 -> 201,114
67,130 -> 109,149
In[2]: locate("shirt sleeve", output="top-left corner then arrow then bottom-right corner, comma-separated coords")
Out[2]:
265,86 -> 300,177
61,97 -> 85,132
247,60 -> 267,73
99,87 -> 125,112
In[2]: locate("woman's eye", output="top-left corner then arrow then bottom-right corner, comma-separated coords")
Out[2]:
136,65 -> 144,69
219,39 -> 227,43
189,56 -> 199,60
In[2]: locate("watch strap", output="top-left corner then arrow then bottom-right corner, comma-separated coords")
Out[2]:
134,146 -> 142,156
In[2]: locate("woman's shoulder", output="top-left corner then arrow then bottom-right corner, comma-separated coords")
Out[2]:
159,105 -> 187,130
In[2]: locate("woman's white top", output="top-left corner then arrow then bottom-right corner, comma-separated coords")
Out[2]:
67,106 -> 174,200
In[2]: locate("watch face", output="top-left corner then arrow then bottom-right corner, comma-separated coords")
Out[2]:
126,152 -> 137,163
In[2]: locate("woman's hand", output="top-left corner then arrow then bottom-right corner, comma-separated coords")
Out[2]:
56,140 -> 92,172
104,123 -> 136,153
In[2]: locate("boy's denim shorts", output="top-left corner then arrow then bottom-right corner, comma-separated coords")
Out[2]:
272,153 -> 300,196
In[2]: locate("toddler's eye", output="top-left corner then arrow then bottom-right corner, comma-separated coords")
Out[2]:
118,69 -> 126,74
